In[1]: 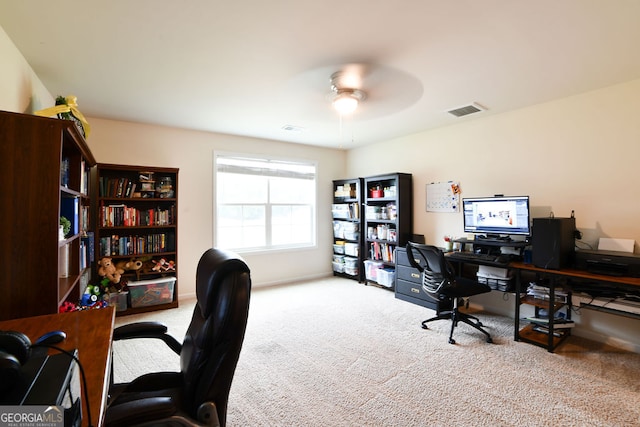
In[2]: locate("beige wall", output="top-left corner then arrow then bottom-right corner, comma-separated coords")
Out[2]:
86,118 -> 346,295
0,25 -> 53,113
346,79 -> 640,351
347,79 -> 640,249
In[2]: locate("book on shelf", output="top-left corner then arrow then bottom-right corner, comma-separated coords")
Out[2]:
60,196 -> 79,236
531,325 -> 565,337
80,232 -> 95,268
525,317 -> 575,328
80,159 -> 90,194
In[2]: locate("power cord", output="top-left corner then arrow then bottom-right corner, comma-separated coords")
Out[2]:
31,344 -> 93,427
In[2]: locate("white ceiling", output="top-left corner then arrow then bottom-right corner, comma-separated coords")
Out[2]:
2,1 -> 640,149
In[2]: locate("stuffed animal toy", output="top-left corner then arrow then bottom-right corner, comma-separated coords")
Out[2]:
151,258 -> 176,272
115,258 -> 144,280
59,301 -> 77,313
97,257 -> 124,284
163,260 -> 176,271
115,258 -> 143,272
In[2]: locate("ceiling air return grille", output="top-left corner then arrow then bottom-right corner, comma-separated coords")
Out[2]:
447,102 -> 486,117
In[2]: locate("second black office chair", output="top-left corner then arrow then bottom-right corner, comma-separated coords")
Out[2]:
406,242 -> 493,344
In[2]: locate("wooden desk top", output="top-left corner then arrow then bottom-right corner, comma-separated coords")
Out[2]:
510,261 -> 640,288
0,307 -> 115,427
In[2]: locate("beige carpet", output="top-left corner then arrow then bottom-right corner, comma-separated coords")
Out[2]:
113,277 -> 640,426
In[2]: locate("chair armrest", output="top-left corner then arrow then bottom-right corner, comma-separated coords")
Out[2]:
114,321 -> 182,355
105,396 -> 176,426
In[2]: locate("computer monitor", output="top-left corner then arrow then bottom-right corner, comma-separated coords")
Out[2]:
462,196 -> 531,238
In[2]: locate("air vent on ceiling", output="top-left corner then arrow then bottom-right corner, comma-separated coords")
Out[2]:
447,102 -> 486,117
282,124 -> 305,133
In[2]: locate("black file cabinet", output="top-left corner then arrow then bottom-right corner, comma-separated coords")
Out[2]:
394,247 -> 451,313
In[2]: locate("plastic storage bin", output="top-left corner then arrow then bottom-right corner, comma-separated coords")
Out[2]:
103,291 -> 128,312
344,266 -> 358,276
477,272 -> 514,291
128,276 -> 176,308
376,268 -> 396,288
344,242 -> 359,257
364,260 -> 384,281
331,204 -> 350,219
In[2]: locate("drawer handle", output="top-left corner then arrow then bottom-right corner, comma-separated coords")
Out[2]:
411,287 -> 420,294
411,273 -> 420,279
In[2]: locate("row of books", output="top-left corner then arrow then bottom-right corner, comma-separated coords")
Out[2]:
60,159 -> 90,195
99,177 -> 149,198
369,242 -> 395,263
99,233 -> 176,257
60,197 -> 92,237
99,204 -> 176,227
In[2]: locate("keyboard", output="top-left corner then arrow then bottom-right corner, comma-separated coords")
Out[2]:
447,251 -> 509,265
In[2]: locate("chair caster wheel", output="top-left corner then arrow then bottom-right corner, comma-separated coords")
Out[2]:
421,324 -> 429,330
477,322 -> 483,327
449,338 -> 456,344
486,337 -> 493,343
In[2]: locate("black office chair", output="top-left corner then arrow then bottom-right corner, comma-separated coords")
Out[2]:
105,248 -> 252,427
406,242 -> 493,344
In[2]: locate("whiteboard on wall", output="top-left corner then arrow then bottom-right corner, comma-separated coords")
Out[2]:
426,181 -> 459,212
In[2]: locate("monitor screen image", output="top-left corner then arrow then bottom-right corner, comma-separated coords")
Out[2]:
462,196 -> 531,237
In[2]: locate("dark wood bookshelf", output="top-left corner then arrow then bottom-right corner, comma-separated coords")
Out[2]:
92,163 -> 179,316
0,110 -> 96,320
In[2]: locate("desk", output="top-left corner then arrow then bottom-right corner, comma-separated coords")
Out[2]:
446,252 -> 640,352
512,262 -> 640,352
511,261 -> 640,289
0,307 -> 115,427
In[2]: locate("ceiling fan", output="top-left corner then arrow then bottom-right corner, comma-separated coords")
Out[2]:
323,63 -> 423,118
284,63 -> 423,122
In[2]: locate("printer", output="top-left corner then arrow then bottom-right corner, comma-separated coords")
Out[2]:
575,249 -> 640,277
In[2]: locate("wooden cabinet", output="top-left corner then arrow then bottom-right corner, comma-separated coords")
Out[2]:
363,173 -> 412,288
332,179 -> 364,282
394,247 -> 452,312
92,163 -> 179,315
0,110 -> 96,320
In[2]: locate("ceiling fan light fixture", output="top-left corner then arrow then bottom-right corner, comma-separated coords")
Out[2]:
333,91 -> 358,115
329,70 -> 366,115
331,89 -> 365,115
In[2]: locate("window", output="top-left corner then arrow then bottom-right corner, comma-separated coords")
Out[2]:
214,153 -> 317,252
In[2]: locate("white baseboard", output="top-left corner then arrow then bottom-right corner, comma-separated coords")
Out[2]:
572,328 -> 640,353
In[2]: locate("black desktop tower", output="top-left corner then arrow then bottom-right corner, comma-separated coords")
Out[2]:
532,217 -> 576,270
